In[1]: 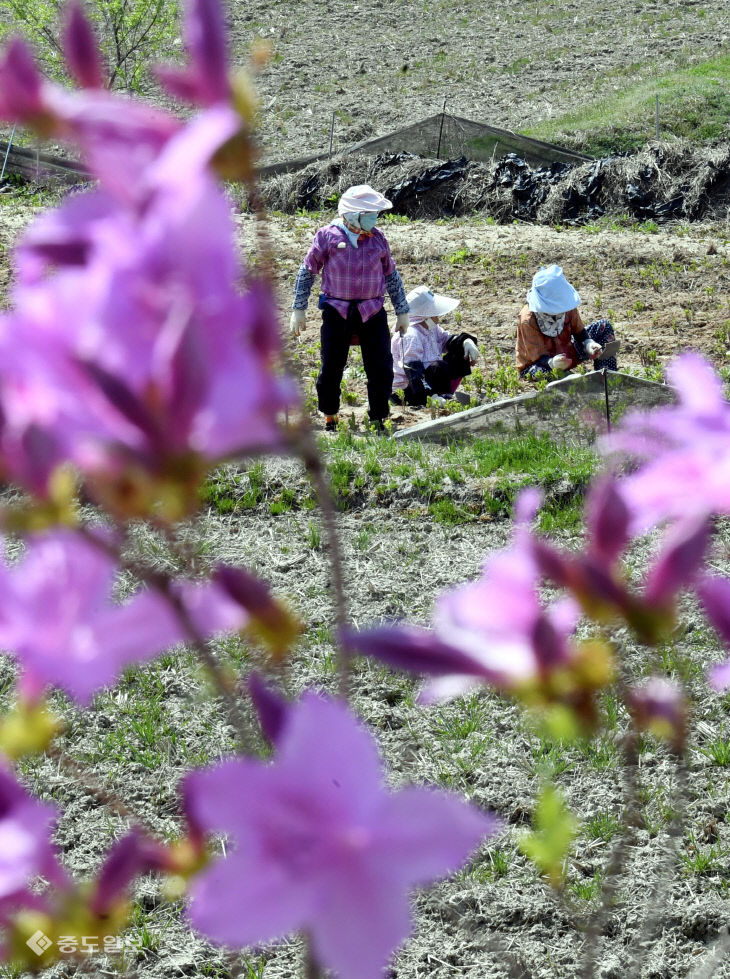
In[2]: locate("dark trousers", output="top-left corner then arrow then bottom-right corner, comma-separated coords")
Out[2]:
402,333 -> 474,407
316,303 -> 393,421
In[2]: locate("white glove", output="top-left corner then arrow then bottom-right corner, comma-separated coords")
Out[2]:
463,338 -> 479,364
583,339 -> 602,359
290,309 -> 306,337
395,313 -> 410,335
548,353 -> 572,371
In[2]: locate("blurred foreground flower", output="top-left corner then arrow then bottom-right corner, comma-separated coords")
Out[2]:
0,766 -> 65,920
347,492 -> 613,728
604,353 -> 730,531
627,677 -> 688,753
0,530 -> 249,704
697,576 -> 730,691
184,694 -> 496,979
0,0 -> 296,516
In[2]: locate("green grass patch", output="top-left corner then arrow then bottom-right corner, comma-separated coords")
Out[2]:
201,432 -> 596,527
524,54 -> 730,155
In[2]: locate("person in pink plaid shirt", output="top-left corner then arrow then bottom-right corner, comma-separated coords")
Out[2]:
290,185 -> 410,431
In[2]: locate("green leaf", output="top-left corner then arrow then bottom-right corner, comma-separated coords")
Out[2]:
519,785 -> 577,888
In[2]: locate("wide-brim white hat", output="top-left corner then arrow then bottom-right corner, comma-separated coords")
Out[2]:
338,184 -> 392,215
526,264 -> 581,314
406,285 -> 460,320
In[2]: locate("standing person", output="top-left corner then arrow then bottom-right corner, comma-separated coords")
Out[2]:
516,265 -> 619,380
289,185 -> 410,431
391,285 -> 479,406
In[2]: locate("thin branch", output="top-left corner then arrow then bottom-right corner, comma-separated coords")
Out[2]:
624,752 -> 690,973
5,0 -> 64,56
74,523 -> 255,752
155,574 -> 258,753
242,169 -> 352,699
577,726 -> 641,979
290,427 -> 351,699
46,743 -> 159,838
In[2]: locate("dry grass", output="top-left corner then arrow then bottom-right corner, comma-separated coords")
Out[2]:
256,141 -> 730,225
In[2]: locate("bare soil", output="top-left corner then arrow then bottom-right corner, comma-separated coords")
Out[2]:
223,0 -> 730,164
2,192 -> 729,431
257,208 -> 730,431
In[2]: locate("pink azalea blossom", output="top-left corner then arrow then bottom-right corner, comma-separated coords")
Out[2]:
0,0 -> 293,493
603,353 -> 730,531
0,0 -> 234,197
583,476 -> 631,565
697,576 -> 730,690
0,530 -> 248,704
0,115 -> 293,493
0,765 -> 66,916
347,491 -> 582,702
0,37 -> 180,198
155,0 -> 231,106
184,693 -> 495,979
0,39 -> 46,123
62,0 -> 107,90
91,829 -> 171,917
642,516 -> 709,607
627,676 -> 687,751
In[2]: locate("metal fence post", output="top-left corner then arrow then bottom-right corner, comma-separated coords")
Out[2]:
435,97 -> 447,159
0,124 -> 17,183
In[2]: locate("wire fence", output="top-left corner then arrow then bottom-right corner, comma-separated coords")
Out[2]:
0,113 -> 588,188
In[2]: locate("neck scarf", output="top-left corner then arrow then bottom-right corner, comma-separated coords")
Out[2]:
535,312 -> 566,337
332,217 -> 373,249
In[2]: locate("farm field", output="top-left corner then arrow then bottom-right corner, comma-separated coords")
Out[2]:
1,0 -> 730,976
3,197 -> 730,434
2,179 -> 730,977
222,0 -> 730,160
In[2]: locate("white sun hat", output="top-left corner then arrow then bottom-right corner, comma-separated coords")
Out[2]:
406,285 -> 460,321
337,184 -> 393,215
526,265 -> 581,314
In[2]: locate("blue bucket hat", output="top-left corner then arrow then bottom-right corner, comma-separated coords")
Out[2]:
526,265 -> 581,314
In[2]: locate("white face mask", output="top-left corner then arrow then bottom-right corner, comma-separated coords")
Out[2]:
535,312 -> 566,337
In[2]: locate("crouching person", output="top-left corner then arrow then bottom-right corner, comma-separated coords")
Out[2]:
516,265 -> 619,380
391,286 -> 479,406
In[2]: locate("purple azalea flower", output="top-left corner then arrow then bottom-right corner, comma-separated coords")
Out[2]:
0,0 -> 234,198
0,1 -> 294,495
155,0 -> 231,106
0,766 -> 66,916
627,676 -> 687,751
583,475 -> 631,565
0,530 -> 248,704
91,829 -> 171,917
697,575 -> 730,690
604,353 -> 730,531
62,0 -> 107,90
642,515 -> 710,607
184,694 -> 495,979
0,114 -> 293,494
0,36 -> 180,197
347,491 -> 582,702
0,39 -> 46,124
